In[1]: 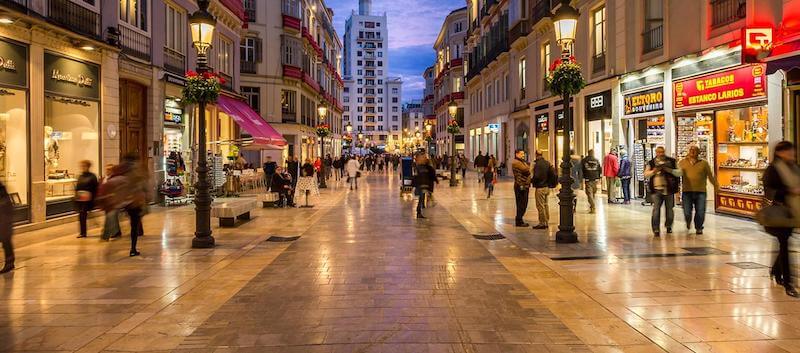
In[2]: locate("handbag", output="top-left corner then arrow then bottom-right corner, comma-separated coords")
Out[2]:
756,201 -> 795,228
356,171 -> 361,178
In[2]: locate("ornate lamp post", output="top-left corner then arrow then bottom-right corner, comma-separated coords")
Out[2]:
345,123 -> 353,155
447,99 -> 460,187
317,103 -> 329,189
189,0 -> 217,249
425,123 -> 433,155
550,0 -> 582,244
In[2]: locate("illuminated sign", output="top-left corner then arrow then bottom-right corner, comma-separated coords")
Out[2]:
536,113 -> 548,133
673,64 -> 766,110
742,27 -> 773,63
487,123 -> 500,132
718,194 -> 763,214
624,87 -> 664,115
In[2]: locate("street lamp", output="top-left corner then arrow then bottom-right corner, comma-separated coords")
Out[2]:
346,123 -> 353,155
317,103 -> 328,189
425,124 -> 433,155
447,99 -> 459,187
552,0 -> 580,244
189,0 -> 216,249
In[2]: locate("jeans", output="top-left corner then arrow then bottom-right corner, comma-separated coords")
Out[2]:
535,188 -> 550,225
514,186 -> 530,224
651,193 -> 675,232
621,178 -> 631,202
767,227 -> 793,286
585,180 -> 598,210
682,192 -> 707,230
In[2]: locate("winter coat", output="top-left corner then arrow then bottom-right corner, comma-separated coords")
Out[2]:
345,159 -> 360,177
603,153 -> 619,178
414,164 -> 437,195
512,158 -> 532,187
618,156 -> 632,179
581,156 -> 603,181
75,171 -> 99,211
646,156 -> 681,195
531,157 -> 553,188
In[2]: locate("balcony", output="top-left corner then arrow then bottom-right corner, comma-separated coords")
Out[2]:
592,53 -> 606,74
163,47 -> 185,75
509,19 -> 530,45
119,26 -> 151,61
244,1 -> 256,22
283,15 -> 301,32
642,24 -> 663,54
711,0 -> 746,28
241,60 -> 257,74
47,0 -> 101,39
283,64 -> 302,80
531,0 -> 553,25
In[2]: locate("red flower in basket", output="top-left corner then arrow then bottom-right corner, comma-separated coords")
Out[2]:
186,70 -> 198,78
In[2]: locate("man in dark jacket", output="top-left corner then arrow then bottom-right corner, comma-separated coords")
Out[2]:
270,167 -> 292,207
644,146 -> 681,237
75,160 -> 99,238
512,149 -> 532,227
0,180 -> 14,274
263,156 -> 277,191
581,150 -> 602,213
474,151 -> 487,183
531,151 -> 555,229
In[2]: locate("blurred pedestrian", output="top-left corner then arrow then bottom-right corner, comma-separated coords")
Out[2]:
99,164 -> 122,240
414,154 -> 438,219
345,156 -> 361,190
512,149 -> 532,227
75,160 -> 99,238
0,180 -> 14,274
483,157 -> 497,199
678,145 -> 716,234
645,146 -> 681,237
763,141 -> 800,297
581,150 -> 602,213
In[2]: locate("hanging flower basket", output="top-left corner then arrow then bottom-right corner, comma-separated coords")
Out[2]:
446,119 -> 461,134
425,135 -> 434,143
356,143 -> 364,148
546,57 -> 586,97
316,123 -> 331,138
342,134 -> 353,143
182,70 -> 224,105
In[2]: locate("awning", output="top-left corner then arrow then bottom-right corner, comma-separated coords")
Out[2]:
216,95 -> 287,150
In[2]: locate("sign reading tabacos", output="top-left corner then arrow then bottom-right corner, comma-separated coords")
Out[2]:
674,64 -> 766,109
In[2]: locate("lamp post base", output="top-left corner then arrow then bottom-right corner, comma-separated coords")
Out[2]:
192,235 -> 216,248
555,230 -> 578,243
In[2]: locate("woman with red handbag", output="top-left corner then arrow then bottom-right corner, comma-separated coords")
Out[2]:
75,160 -> 98,238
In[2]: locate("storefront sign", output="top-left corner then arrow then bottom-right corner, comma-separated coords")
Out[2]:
487,123 -> 500,132
718,194 -> 763,213
0,39 -> 27,88
743,27 -> 773,63
536,113 -> 549,133
646,116 -> 665,145
674,64 -> 766,110
165,72 -> 186,86
44,53 -> 100,99
585,90 -> 611,121
624,87 -> 664,115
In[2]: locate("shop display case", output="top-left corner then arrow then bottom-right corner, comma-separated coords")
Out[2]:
715,106 -> 768,217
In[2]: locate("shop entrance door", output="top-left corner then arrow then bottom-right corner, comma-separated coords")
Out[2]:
120,80 -> 148,163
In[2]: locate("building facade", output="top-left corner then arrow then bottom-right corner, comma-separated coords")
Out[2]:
0,0 -> 244,229
342,0 -> 403,153
241,0 -> 344,165
433,7 -> 468,158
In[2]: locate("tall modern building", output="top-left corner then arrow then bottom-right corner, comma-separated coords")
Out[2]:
342,0 -> 403,152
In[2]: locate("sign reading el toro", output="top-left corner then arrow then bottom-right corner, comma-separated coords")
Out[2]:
623,87 -> 664,115
44,53 -> 100,100
673,64 -> 766,110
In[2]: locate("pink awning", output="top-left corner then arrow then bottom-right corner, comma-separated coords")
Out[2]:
217,95 -> 287,149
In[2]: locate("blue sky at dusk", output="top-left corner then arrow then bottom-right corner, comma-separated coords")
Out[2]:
324,0 -> 466,102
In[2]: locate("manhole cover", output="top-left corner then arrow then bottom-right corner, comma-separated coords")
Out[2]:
266,236 -> 301,242
682,247 -> 730,255
727,262 -> 768,269
472,233 -> 505,240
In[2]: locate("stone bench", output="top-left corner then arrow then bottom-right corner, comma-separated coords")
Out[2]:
211,198 -> 258,227
257,192 -> 281,208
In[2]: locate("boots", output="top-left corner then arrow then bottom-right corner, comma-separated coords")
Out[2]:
0,260 -> 14,274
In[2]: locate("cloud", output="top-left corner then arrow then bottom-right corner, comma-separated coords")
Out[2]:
325,0 -> 464,102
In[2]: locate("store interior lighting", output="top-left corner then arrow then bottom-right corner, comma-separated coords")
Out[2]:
0,12 -> 14,24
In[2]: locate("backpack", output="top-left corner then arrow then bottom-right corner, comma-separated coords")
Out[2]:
547,166 -> 558,188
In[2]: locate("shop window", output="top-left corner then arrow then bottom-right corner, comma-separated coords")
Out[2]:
0,87 -> 29,218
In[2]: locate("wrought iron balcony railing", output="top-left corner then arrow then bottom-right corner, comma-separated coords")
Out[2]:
164,47 -> 185,75
241,60 -> 257,74
711,0 -> 746,28
47,0 -> 101,39
120,25 -> 151,61
642,24 -> 663,54
592,53 -> 606,74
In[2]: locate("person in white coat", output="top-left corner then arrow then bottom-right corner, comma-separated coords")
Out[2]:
345,157 -> 361,190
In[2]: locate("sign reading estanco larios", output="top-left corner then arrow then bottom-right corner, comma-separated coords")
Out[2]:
673,64 -> 766,110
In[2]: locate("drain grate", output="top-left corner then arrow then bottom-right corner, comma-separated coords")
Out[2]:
472,233 -> 505,240
682,247 -> 730,255
266,236 -> 301,242
727,262 -> 768,269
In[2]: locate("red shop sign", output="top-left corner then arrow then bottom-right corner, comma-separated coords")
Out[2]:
673,64 -> 766,110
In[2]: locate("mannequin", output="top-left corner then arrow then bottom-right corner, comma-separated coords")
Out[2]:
44,126 -> 59,176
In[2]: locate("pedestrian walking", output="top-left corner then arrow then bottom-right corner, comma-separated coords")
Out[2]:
483,157 -> 497,199
603,149 -> 620,204
474,151 -> 486,183
0,180 -> 14,274
570,151 -> 582,212
414,154 -> 438,219
75,160 -> 99,238
345,157 -> 361,190
581,150 -> 602,213
332,157 -> 343,181
99,164 -> 122,240
618,150 -> 632,204
531,151 -> 556,229
98,154 -> 148,256
459,154 -> 468,180
678,145 -> 716,234
763,141 -> 800,297
512,149 -> 532,227
644,146 -> 681,237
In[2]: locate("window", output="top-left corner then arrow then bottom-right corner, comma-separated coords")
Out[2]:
504,73 -> 509,101
344,115 -> 349,121
519,57 -> 527,97
120,0 -> 148,31
392,97 -> 398,103
643,0 -> 664,53
542,43 -> 551,92
165,3 -> 185,55
487,84 -> 493,107
217,36 -> 233,75
453,77 -> 462,93
244,0 -> 256,22
494,79 -> 500,105
593,6 -> 607,57
241,86 -> 260,113
281,90 -> 296,115
378,51 -> 383,57
392,88 -> 398,94
378,89 -> 383,94
241,37 -> 260,63
343,96 -> 350,103
392,107 -> 398,112
392,116 -> 398,121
